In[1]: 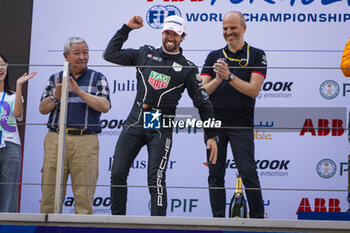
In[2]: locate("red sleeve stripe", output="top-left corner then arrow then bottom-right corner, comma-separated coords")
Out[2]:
252,71 -> 266,78
200,73 -> 213,77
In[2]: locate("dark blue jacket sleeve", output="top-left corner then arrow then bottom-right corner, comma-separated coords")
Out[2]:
186,65 -> 217,140
103,24 -> 139,66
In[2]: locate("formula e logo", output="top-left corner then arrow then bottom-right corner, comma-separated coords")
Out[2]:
316,159 -> 337,179
144,110 -> 162,129
146,5 -> 182,29
319,80 -> 339,100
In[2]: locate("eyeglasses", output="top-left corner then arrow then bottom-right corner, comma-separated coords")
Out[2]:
0,63 -> 8,68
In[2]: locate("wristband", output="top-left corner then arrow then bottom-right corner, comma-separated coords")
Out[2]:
50,95 -> 59,103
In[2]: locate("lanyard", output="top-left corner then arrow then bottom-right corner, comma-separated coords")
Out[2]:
222,43 -> 250,67
0,92 -> 6,112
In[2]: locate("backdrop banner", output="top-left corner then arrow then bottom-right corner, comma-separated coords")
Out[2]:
21,0 -> 350,219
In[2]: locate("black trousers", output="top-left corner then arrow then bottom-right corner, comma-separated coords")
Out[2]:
110,126 -> 172,216
207,128 -> 264,218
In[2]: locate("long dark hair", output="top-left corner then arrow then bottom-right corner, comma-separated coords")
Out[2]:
0,53 -> 13,95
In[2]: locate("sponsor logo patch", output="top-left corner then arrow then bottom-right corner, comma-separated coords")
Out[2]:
148,71 -> 171,90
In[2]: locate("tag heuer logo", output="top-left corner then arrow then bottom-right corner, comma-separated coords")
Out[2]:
148,71 -> 171,90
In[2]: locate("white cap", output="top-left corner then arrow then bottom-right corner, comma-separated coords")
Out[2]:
161,15 -> 185,36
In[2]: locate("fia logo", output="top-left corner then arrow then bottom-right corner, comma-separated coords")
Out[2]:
146,5 -> 182,29
143,110 -> 162,129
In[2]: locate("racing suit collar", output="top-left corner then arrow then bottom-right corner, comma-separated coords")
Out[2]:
160,47 -> 184,60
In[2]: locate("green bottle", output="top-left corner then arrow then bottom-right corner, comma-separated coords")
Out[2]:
229,175 -> 247,218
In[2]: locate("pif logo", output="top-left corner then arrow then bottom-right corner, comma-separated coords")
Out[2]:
143,110 -> 161,129
148,71 -> 171,90
146,5 -> 182,29
147,198 -> 198,213
319,80 -> 340,100
171,199 -> 199,213
316,159 -> 337,179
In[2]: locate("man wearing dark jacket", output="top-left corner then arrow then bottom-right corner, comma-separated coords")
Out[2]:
103,15 -> 218,216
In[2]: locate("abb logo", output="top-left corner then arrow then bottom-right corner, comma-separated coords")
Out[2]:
300,119 -> 344,136
296,198 -> 341,214
147,0 -> 202,1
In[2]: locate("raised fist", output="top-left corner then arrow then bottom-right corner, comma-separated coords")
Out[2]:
126,16 -> 144,30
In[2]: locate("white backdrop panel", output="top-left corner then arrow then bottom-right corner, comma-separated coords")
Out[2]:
21,0 -> 350,219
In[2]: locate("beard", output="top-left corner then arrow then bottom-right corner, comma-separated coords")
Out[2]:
162,39 -> 180,53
